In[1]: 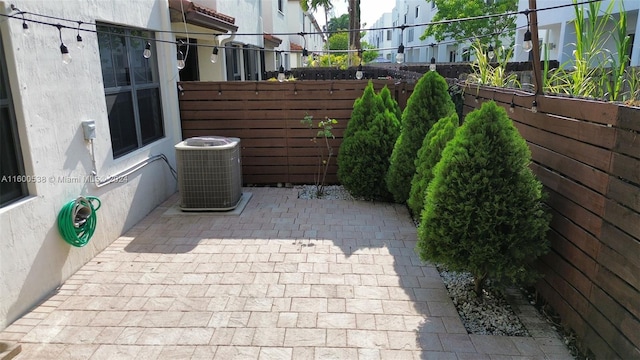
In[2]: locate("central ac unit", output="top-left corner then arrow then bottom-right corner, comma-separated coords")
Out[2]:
175,136 -> 242,211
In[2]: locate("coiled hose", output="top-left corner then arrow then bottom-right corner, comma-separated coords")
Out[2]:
57,196 -> 101,247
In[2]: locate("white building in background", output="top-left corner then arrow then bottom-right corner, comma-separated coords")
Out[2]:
367,12 -> 394,62
0,0 -> 181,329
369,0 -> 469,64
286,0 -> 325,69
514,0 -> 639,66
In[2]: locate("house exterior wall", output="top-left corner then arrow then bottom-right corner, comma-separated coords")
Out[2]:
382,0 -> 469,64
305,13 -> 325,57
0,0 -> 181,329
366,12 -> 393,62
264,0 -> 289,71
514,0 -> 639,66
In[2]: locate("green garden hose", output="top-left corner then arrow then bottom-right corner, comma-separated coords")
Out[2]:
57,196 -> 101,247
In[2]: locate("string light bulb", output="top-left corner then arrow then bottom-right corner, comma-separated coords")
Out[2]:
56,24 -> 71,64
356,64 -> 363,80
531,100 -> 538,113
210,46 -> 219,63
487,44 -> 495,60
523,29 -> 533,52
396,43 -> 405,64
143,42 -> 152,59
429,57 -> 436,71
60,43 -> 71,64
298,32 -> 309,66
277,65 -> 285,82
75,21 -> 84,49
177,50 -> 185,70
76,33 -> 83,49
509,94 -> 515,113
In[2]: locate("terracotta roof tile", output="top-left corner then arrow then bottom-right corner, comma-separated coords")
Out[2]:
263,33 -> 283,45
169,0 -> 235,25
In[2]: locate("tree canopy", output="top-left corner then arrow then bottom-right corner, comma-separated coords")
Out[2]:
325,32 -> 378,63
327,14 -> 349,33
421,0 -> 517,46
301,0 -> 361,50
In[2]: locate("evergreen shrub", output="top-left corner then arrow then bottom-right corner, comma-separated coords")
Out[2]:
416,101 -> 550,296
386,71 -> 455,203
407,112 -> 458,217
343,81 -> 384,138
338,83 -> 400,200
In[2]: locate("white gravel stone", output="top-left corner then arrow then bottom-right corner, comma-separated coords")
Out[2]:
438,268 -> 529,336
297,185 -> 357,200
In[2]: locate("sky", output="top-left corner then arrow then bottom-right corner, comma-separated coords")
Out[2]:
312,0 -> 395,30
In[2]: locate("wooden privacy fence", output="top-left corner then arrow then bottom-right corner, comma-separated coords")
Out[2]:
178,80 -> 413,185
178,78 -> 639,359
463,85 -> 639,360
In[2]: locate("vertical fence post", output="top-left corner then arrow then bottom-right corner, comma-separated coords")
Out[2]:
528,0 -> 544,95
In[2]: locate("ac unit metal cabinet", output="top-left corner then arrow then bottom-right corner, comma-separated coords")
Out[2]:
175,136 -> 242,211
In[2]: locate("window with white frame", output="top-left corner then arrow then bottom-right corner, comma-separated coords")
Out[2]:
97,25 -> 164,158
415,6 -> 420,18
0,31 -> 27,207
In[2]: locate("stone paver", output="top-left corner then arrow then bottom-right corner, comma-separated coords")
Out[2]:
0,188 -> 573,359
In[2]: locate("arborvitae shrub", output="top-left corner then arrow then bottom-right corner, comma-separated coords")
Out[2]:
338,109 -> 400,200
416,101 -> 550,296
386,71 -> 455,203
379,85 -> 402,125
407,112 -> 458,217
343,81 -> 384,139
338,83 -> 400,200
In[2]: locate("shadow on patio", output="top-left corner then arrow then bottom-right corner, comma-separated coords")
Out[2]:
2,187 -> 571,359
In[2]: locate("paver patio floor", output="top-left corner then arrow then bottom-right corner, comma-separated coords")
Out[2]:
1,188 -> 572,359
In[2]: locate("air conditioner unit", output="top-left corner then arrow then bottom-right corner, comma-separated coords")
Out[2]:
175,136 -> 242,211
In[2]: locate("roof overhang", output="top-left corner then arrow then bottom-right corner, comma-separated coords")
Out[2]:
168,0 -> 238,33
263,33 -> 283,47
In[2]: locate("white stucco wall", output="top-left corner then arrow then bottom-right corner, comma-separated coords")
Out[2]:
0,0 -> 181,329
215,0 -> 263,47
264,0 -> 289,70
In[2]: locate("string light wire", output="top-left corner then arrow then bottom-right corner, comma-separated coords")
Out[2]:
2,0 -> 603,43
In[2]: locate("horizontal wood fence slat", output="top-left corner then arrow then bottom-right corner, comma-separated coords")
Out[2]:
463,84 -> 640,360
179,80 -> 413,185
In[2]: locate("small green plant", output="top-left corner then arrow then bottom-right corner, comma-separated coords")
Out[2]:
417,101 -> 550,297
624,67 -> 640,106
467,39 -> 520,88
543,0 -> 632,102
301,114 -> 338,197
